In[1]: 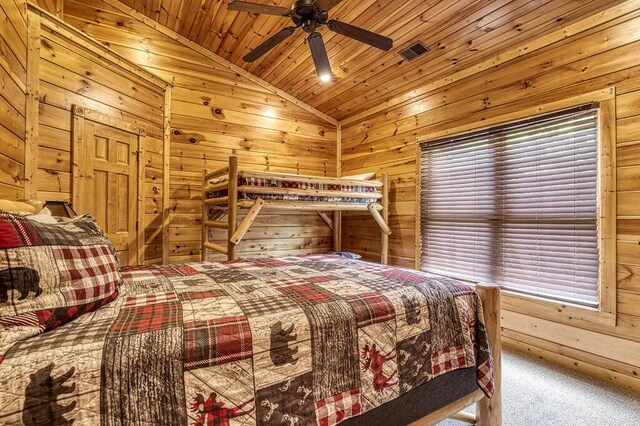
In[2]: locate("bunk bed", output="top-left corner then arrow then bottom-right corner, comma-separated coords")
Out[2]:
201,155 -> 392,263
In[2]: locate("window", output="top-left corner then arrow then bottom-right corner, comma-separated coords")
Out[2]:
419,105 -> 600,306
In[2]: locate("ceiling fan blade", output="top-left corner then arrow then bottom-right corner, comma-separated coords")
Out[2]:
243,26 -> 297,62
327,20 -> 393,51
308,32 -> 332,80
313,0 -> 344,11
228,1 -> 292,16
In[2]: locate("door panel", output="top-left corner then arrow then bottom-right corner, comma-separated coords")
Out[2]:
73,117 -> 140,266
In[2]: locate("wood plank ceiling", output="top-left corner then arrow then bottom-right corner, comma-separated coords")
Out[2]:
117,0 -> 625,120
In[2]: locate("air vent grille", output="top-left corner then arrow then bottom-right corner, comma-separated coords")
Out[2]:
399,41 -> 430,62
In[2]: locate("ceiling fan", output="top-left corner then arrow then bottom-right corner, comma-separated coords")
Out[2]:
228,0 -> 393,82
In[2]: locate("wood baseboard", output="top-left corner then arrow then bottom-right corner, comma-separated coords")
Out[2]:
502,332 -> 640,394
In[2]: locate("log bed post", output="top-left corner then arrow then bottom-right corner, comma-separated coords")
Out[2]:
333,211 -> 342,252
381,172 -> 389,265
227,156 -> 239,261
475,283 -> 502,426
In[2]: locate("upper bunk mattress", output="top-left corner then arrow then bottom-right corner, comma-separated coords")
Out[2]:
206,175 -> 380,204
0,255 -> 494,426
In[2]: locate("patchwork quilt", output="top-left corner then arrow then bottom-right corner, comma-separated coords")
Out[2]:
0,255 -> 494,426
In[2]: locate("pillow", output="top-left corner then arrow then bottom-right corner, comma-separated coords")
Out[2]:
0,200 -> 38,214
327,251 -> 363,259
25,207 -> 58,224
0,212 -> 121,357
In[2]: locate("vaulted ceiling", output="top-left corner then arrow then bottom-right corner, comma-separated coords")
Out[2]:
117,0 -> 624,120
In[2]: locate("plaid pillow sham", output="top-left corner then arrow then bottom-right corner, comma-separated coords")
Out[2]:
0,212 -> 121,357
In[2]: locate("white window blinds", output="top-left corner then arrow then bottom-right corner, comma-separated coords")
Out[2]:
420,105 -> 599,306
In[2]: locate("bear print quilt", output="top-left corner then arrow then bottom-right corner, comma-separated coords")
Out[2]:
0,255 -> 494,425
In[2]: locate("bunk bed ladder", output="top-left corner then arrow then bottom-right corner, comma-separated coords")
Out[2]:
201,158 -> 238,261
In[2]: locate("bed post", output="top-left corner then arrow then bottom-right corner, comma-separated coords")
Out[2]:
475,283 -> 502,426
333,211 -> 342,252
381,172 -> 389,265
228,156 -> 239,261
201,168 -> 209,262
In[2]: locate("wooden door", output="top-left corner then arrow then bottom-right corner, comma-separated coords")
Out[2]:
72,107 -> 141,266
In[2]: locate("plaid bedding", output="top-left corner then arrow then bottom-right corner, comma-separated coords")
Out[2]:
0,213 -> 121,359
0,255 -> 494,426
206,177 -> 379,204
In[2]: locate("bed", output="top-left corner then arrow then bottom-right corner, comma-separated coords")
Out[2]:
0,251 -> 500,425
200,156 -> 392,264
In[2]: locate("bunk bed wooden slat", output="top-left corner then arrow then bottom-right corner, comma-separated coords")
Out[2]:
204,241 -> 228,255
204,196 -> 229,206
368,203 -> 392,236
204,182 -> 227,193
204,220 -> 228,229
230,199 -> 265,245
317,211 -> 334,229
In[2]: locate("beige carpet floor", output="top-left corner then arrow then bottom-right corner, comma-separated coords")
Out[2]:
438,347 -> 640,426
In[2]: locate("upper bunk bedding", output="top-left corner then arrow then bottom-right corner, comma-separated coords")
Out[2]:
0,255 -> 494,426
204,171 -> 383,205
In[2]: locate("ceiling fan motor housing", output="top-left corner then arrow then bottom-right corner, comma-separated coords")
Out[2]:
291,0 -> 328,32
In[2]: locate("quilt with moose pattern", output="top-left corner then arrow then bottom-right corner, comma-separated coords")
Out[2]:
0,255 -> 494,426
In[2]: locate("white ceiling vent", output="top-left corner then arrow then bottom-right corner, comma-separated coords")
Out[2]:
399,41 -> 430,62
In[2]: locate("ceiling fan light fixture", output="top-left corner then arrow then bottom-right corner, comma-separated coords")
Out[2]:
319,73 -> 332,83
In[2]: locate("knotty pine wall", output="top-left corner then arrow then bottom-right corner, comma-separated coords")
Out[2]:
0,4 -> 168,266
341,2 -> 640,387
28,6 -> 167,265
0,0 -> 27,200
62,0 -> 337,264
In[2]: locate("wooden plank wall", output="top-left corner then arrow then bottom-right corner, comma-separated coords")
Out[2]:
340,1 -> 640,386
62,0 -> 337,264
30,0 -> 61,17
30,7 -> 167,264
0,0 -> 27,199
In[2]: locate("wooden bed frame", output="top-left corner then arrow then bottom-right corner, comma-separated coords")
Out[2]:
201,155 -> 392,263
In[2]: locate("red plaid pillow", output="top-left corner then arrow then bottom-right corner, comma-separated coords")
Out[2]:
0,212 -> 121,356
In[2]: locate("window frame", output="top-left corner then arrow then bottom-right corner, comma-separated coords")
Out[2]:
415,88 -> 617,327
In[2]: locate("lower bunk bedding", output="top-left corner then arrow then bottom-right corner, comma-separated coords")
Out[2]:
0,255 -> 494,426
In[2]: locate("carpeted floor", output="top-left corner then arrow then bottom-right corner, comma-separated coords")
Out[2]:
438,347 -> 640,426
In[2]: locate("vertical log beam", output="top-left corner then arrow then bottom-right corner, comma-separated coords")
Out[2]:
136,131 -> 146,265
162,86 -> 171,264
227,156 -> 239,260
333,212 -> 342,251
476,283 -> 502,426
381,172 -> 389,265
334,123 -> 342,252
24,11 -> 41,199
201,169 -> 209,262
